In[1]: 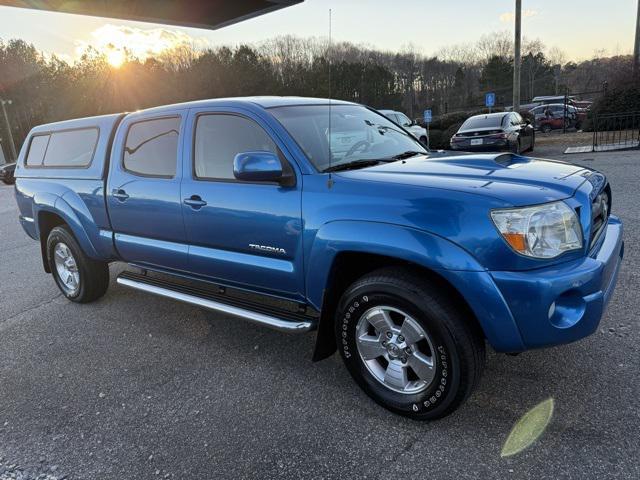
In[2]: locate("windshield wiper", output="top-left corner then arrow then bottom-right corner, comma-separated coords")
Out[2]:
390,150 -> 425,160
323,159 -> 392,173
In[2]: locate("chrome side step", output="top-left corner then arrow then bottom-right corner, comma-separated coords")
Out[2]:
116,273 -> 315,333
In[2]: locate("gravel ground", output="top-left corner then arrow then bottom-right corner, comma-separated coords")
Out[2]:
0,143 -> 639,479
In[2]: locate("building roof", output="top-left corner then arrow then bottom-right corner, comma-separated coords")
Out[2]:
0,0 -> 303,30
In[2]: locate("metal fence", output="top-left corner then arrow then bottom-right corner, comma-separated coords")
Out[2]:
592,112 -> 640,151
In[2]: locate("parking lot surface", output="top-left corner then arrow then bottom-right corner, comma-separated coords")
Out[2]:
0,144 -> 639,479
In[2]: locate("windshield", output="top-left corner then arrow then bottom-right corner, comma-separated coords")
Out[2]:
270,104 -> 427,172
460,115 -> 505,130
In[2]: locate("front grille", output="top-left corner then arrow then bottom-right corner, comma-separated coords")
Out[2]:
590,186 -> 610,249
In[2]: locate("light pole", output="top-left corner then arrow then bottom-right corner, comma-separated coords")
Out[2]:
513,0 -> 522,111
0,99 -> 17,162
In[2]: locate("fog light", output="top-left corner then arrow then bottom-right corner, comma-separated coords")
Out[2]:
549,291 -> 586,329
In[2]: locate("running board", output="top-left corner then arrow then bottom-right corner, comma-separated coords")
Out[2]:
116,271 -> 316,333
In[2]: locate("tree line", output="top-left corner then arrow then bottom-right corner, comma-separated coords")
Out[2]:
0,32 -> 635,157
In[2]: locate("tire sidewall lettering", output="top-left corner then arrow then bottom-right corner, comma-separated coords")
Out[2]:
339,292 -> 453,414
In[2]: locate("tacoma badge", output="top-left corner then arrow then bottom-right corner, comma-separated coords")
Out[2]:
249,244 -> 287,255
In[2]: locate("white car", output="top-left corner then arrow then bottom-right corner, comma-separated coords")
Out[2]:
378,109 -> 429,146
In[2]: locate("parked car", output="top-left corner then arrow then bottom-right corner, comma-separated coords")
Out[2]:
573,100 -> 593,110
0,162 -> 16,185
531,95 -> 578,107
449,112 -> 535,153
530,104 -> 587,132
378,109 -> 429,146
14,97 -> 623,420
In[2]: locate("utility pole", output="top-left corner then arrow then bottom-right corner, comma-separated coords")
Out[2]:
634,0 -> 640,76
513,0 -> 522,111
0,99 -> 17,162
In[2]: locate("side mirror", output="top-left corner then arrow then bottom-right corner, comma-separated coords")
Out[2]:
233,151 -> 285,183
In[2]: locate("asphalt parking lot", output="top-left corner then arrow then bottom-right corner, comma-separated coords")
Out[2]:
0,143 -> 639,479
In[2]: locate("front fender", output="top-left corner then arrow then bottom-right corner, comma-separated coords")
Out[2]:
306,220 -> 526,354
306,220 -> 484,308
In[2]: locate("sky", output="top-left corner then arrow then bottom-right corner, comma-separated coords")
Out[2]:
0,0 -> 636,65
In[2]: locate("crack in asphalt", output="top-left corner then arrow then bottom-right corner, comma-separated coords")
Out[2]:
380,433 -> 423,475
0,293 -> 63,329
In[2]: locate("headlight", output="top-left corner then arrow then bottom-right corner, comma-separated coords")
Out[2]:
490,201 -> 583,258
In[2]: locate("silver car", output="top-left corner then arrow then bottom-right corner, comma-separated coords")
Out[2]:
379,109 -> 429,146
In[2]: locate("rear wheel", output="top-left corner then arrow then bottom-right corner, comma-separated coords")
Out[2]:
541,124 -> 552,133
419,136 -> 428,147
47,226 -> 109,303
335,268 -> 485,420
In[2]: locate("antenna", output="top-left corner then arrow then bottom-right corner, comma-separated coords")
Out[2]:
327,8 -> 333,182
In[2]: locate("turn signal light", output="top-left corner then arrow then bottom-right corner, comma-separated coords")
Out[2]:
503,233 -> 527,252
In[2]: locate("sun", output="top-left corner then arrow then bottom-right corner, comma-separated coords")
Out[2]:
78,24 -> 206,68
106,49 -> 125,68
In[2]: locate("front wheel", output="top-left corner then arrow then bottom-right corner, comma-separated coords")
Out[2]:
335,268 -> 485,420
47,225 -> 110,303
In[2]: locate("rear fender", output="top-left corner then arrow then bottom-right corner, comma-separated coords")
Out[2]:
34,192 -> 101,260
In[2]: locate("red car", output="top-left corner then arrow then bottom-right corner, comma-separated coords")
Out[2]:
530,104 -> 587,132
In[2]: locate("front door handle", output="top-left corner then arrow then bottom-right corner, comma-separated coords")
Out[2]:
112,189 -> 129,201
184,195 -> 207,209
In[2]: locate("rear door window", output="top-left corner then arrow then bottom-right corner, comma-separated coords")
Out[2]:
123,117 -> 180,177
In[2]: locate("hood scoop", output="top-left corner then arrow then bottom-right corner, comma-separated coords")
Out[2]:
428,153 -> 531,170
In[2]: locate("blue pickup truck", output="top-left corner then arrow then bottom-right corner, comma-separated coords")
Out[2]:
13,97 -> 623,419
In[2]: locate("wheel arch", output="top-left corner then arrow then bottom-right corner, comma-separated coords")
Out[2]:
35,195 -> 101,273
307,221 -> 495,361
311,250 -> 489,361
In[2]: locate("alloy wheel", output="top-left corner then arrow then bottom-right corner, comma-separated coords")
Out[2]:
355,306 -> 436,394
53,242 -> 80,296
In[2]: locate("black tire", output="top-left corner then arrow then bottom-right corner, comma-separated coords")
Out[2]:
419,136 -> 428,147
529,133 -> 535,152
47,225 -> 109,303
335,267 -> 485,420
511,139 -> 521,154
541,124 -> 552,133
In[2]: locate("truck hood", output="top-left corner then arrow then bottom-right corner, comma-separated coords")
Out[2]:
338,153 -> 592,206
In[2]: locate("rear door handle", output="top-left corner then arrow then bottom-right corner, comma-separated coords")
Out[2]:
112,189 -> 129,201
184,195 -> 207,209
